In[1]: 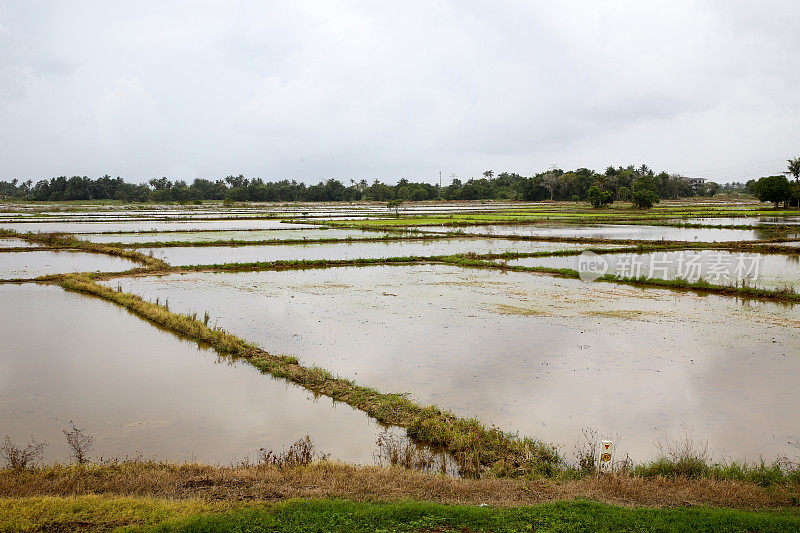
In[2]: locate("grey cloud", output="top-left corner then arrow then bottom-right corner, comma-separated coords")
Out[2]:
0,0 -> 798,183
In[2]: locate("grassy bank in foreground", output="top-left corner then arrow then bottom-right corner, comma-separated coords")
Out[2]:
3,461 -> 798,508
2,496 -> 799,532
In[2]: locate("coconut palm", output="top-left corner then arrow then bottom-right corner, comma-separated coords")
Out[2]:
482,170 -> 494,179
787,157 -> 800,182
787,157 -> 800,208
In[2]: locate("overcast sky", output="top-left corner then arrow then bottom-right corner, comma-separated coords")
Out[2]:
1,1 -> 798,185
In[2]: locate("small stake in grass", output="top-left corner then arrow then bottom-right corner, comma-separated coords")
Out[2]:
600,440 -> 613,473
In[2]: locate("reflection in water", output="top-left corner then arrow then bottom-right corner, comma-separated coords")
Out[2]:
415,224 -> 790,241
106,265 -> 800,463
0,220 -> 313,233
140,239 -> 613,266
0,284 -> 397,464
508,250 -> 800,290
80,228 -> 400,244
0,238 -> 36,248
0,250 -> 140,279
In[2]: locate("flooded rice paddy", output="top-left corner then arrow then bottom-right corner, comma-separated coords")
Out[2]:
0,250 -> 140,279
0,284 -> 395,464
0,219 -> 313,233
79,228 -> 406,244
140,239 -> 615,265
0,237 -> 36,248
104,264 -> 800,463
4,200 -> 800,471
507,250 -> 800,289
414,224 -> 784,241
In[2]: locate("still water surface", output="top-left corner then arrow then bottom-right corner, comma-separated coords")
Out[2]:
140,239 -> 615,265
0,284 -> 393,464
507,250 -> 800,289
105,265 -> 800,463
414,224 -> 789,241
0,250 -> 140,279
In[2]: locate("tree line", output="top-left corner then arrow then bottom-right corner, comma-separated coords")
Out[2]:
0,164 -> 724,203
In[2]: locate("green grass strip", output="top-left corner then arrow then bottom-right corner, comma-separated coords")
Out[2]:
6,497 -> 797,532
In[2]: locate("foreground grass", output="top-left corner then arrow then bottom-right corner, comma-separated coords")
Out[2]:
2,496 -> 800,532
3,461 -> 799,509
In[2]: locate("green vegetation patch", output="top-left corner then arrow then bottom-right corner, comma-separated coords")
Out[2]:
3,497 -> 799,532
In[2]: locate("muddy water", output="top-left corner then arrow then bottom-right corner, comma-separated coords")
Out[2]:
413,224 -> 782,241
0,220 -> 314,233
105,265 -> 800,462
0,250 -> 141,279
0,238 -> 36,248
0,284 -> 396,464
665,217 -> 800,226
80,228 -> 408,244
139,240 -> 616,266
507,250 -> 800,290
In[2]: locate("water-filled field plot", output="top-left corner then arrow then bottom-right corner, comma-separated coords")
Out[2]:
0,250 -> 140,279
140,239 -> 617,265
0,219 -> 313,233
508,250 -> 800,290
79,228 -> 405,244
0,284 -> 392,464
414,224 -> 790,241
104,264 -> 800,462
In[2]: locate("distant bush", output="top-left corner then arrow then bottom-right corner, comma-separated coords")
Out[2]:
586,186 -> 613,208
631,189 -> 660,209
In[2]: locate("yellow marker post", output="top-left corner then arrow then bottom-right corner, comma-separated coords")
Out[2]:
600,440 -> 613,470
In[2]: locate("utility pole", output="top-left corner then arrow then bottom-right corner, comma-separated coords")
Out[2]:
439,171 -> 442,188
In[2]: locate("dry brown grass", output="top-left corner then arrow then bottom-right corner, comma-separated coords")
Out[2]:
0,461 -> 796,510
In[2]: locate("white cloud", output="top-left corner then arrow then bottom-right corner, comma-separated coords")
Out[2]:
0,0 -> 798,183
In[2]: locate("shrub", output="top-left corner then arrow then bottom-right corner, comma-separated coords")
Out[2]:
1,435 -> 46,471
586,186 -> 613,208
631,189 -> 660,209
63,421 -> 94,465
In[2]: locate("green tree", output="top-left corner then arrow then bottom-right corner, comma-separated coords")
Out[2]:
586,185 -> 612,208
386,199 -> 403,216
482,170 -> 494,179
787,157 -> 800,182
787,157 -> 800,207
631,189 -> 660,209
750,175 -> 793,208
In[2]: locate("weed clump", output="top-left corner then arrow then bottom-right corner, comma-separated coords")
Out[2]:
259,436 -> 327,468
63,420 -> 94,465
1,435 -> 47,471
373,431 -> 446,474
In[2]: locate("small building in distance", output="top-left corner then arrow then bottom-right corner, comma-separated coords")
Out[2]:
680,176 -> 706,192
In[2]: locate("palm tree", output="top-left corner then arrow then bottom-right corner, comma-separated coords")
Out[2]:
787,157 -> 800,182
482,170 -> 494,179
787,157 -> 800,208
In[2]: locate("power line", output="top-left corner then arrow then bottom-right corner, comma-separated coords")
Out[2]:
682,158 -> 787,176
